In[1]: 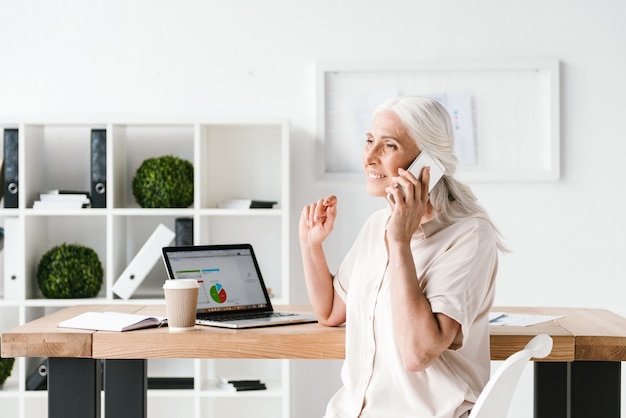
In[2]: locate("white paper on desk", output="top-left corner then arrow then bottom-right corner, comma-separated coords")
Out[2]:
489,313 -> 562,327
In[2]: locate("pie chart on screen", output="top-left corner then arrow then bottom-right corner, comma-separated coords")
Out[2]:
210,283 -> 227,303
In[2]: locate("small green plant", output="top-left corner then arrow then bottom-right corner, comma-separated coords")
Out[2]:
132,155 -> 194,208
36,243 -> 103,299
0,340 -> 15,387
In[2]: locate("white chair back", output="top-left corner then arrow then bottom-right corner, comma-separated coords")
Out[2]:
469,334 -> 553,418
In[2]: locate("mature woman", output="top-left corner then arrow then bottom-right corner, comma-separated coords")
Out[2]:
300,96 -> 506,418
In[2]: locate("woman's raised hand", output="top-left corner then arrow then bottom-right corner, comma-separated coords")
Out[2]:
299,195 -> 338,247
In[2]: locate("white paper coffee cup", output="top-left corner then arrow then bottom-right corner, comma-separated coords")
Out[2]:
163,279 -> 199,332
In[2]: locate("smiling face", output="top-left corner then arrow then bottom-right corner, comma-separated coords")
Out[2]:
363,110 -> 420,197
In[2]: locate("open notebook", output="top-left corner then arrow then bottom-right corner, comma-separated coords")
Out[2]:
161,243 -> 317,329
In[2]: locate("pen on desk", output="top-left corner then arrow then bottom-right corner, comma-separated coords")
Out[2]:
489,313 -> 507,323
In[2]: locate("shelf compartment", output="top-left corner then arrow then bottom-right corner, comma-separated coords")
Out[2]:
21,124 -> 106,209
24,396 -> 48,418
23,215 -> 107,300
147,396 -> 195,416
200,396 -> 282,417
198,123 -> 286,209
0,398 -> 19,418
0,348 -> 20,396
200,359 -> 284,392
110,124 -> 195,209
148,358 -> 195,391
0,305 -> 20,330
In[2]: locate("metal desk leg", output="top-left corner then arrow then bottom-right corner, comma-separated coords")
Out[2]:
104,359 -> 147,418
534,361 -> 621,418
48,357 -> 101,418
569,361 -> 621,418
534,362 -> 567,418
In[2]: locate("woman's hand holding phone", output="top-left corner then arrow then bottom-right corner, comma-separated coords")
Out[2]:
387,151 -> 445,206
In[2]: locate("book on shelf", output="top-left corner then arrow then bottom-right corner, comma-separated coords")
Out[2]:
218,381 -> 267,392
3,129 -> 18,208
218,375 -> 267,391
175,217 -> 194,246
217,199 -> 277,209
58,311 -> 168,332
43,189 -> 91,196
90,129 -> 107,208
33,200 -> 91,209
148,377 -> 194,390
33,190 -> 91,209
0,158 -> 4,203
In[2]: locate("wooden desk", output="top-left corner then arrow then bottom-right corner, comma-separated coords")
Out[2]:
3,305 -> 625,418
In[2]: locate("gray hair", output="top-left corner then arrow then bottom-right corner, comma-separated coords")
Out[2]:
374,96 -> 508,252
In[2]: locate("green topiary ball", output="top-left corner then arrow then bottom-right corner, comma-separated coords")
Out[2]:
36,243 -> 103,299
132,155 -> 194,208
0,341 -> 15,387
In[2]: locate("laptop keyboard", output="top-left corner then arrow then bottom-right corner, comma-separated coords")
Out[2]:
199,311 -> 295,322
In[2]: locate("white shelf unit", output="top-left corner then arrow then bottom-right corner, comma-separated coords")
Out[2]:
0,120 -> 291,418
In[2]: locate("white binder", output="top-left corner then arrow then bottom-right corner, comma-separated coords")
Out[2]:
112,223 -> 175,300
3,217 -> 24,300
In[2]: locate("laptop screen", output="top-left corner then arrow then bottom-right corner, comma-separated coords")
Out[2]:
162,245 -> 271,314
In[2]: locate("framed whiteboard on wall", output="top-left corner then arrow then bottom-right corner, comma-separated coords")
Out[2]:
316,59 -> 560,183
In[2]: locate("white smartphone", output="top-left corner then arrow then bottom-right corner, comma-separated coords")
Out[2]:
387,151 -> 445,204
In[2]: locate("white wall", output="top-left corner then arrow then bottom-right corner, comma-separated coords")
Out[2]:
1,1 -> 625,417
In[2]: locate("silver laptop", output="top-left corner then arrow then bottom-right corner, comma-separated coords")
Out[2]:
161,243 -> 317,328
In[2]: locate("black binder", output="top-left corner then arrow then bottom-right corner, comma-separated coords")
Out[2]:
3,128 -> 18,208
26,358 -> 48,391
90,129 -> 106,208
175,217 -> 194,246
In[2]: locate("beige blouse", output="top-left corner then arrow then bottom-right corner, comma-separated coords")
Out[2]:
327,208 -> 498,418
